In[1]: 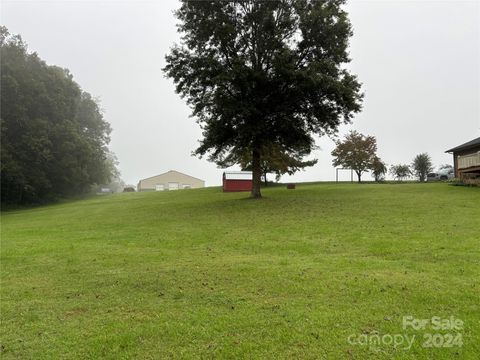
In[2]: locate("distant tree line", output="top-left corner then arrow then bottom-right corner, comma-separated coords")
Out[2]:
1,27 -> 116,204
332,131 -> 448,182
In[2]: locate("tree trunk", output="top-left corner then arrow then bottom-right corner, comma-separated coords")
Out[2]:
251,148 -> 262,198
357,171 -> 362,183
264,171 -> 268,187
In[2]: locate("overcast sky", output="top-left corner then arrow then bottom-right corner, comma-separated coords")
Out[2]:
2,0 -> 479,186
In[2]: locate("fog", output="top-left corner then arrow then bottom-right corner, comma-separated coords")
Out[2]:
2,0 -> 479,185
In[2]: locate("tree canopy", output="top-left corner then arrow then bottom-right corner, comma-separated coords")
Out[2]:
331,131 -> 377,182
164,0 -> 363,197
439,164 -> 453,172
1,27 -> 115,204
217,143 -> 317,185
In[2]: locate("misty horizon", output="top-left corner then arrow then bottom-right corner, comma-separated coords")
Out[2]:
2,0 -> 479,186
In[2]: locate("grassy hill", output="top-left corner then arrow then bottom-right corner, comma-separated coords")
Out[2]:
1,183 -> 479,359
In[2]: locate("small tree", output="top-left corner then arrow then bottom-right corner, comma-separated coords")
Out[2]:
248,151 -> 318,186
390,164 -> 411,181
331,131 -> 377,183
412,153 -> 433,182
439,164 -> 453,172
371,157 -> 387,182
220,144 -> 317,186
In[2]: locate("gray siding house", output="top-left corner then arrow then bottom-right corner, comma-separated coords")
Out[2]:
446,136 -> 480,184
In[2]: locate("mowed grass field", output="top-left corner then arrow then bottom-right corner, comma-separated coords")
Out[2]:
1,183 -> 479,359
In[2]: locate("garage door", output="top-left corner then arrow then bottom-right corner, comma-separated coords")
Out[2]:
168,182 -> 179,190
155,184 -> 164,191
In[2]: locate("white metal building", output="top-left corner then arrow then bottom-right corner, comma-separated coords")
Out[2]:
137,170 -> 205,191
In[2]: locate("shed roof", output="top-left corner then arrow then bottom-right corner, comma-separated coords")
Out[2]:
445,137 -> 480,153
223,171 -> 252,180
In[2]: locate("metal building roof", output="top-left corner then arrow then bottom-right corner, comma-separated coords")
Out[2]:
223,171 -> 252,180
139,170 -> 204,183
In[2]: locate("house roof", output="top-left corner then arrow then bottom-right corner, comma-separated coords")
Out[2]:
445,137 -> 480,153
139,170 -> 204,183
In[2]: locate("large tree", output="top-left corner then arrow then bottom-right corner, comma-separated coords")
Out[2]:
1,27 -> 115,204
331,131 -> 377,182
164,0 -> 363,198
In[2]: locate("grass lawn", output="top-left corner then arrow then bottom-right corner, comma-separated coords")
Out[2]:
1,183 -> 479,359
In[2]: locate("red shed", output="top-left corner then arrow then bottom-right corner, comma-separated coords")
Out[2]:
222,171 -> 252,192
